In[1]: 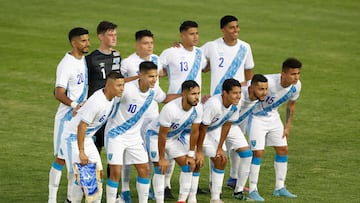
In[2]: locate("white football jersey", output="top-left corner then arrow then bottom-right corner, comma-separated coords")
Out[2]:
105,79 -> 166,139
201,38 -> 254,95
64,89 -> 115,138
253,74 -> 301,118
55,52 -> 88,116
146,97 -> 203,140
159,45 -> 207,94
202,94 -> 238,130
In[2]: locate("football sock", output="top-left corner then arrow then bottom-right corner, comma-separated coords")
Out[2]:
121,164 -> 131,192
211,168 -> 224,200
153,166 -> 165,203
67,172 -> 76,201
165,159 -> 175,189
106,179 -> 119,203
235,149 -> 252,193
188,172 -> 200,203
178,165 -> 192,201
274,154 -> 288,190
136,176 -> 150,203
249,157 -> 262,192
229,149 -> 240,179
48,161 -> 63,202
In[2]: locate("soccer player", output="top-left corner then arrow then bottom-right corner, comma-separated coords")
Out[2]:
197,78 -> 242,203
119,29 -> 161,202
48,27 -> 90,203
60,71 -> 125,203
228,74 -> 268,200
247,58 -> 302,201
159,20 -> 207,94
86,20 -> 121,153
201,15 -> 255,189
146,80 -> 203,203
104,61 -> 176,203
159,20 -> 208,197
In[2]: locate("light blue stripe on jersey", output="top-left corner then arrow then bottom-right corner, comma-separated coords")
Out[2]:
255,85 -> 296,116
85,104 -> 114,136
107,90 -> 154,139
76,59 -> 89,104
151,55 -> 158,65
207,105 -> 238,132
232,101 -> 260,125
167,108 -> 197,138
177,48 -> 202,94
212,44 -> 247,95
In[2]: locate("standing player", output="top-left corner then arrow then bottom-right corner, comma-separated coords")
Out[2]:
201,15 -> 255,189
146,80 -> 203,203
247,58 -> 302,201
60,72 -> 125,203
197,78 -> 244,203
159,20 -> 207,197
86,20 -> 121,153
227,74 -> 268,200
48,27 -> 90,203
119,29 -> 160,202
104,61 -> 176,203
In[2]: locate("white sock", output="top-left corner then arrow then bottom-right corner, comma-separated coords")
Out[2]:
229,150 -> 240,179
210,168 -> 224,200
274,154 -> 288,190
48,161 -> 63,203
165,159 -> 175,188
67,172 -> 76,201
106,179 -> 119,203
136,176 -> 150,203
122,164 -> 131,192
178,165 -> 192,201
152,167 -> 165,203
71,181 -> 83,203
188,172 -> 200,203
249,157 -> 261,193
235,149 -> 252,192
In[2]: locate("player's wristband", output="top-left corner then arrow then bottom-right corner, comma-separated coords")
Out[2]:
71,101 -> 78,109
188,150 -> 195,158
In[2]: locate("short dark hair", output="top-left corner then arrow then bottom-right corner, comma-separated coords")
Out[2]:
68,27 -> 89,42
107,71 -> 124,80
135,29 -> 154,41
181,80 -> 200,93
179,20 -> 198,32
139,61 -> 157,73
251,74 -> 268,85
282,57 -> 302,71
97,21 -> 117,35
222,78 -> 241,93
220,15 -> 238,28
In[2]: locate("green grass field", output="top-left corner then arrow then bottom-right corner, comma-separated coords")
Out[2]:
1,0 -> 359,202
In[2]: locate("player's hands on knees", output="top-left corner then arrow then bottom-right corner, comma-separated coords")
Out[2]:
195,151 -> 204,168
79,150 -> 88,166
215,148 -> 227,164
187,156 -> 196,172
158,158 -> 169,174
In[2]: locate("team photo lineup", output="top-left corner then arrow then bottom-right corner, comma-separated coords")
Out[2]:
49,15 -> 303,203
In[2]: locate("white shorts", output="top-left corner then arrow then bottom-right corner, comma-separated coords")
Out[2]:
247,115 -> 287,150
61,134 -> 103,173
106,135 -> 148,165
147,133 -> 189,162
203,128 -> 227,158
53,111 -> 72,156
225,125 -> 250,150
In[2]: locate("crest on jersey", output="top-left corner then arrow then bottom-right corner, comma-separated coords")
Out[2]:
251,140 -> 256,147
